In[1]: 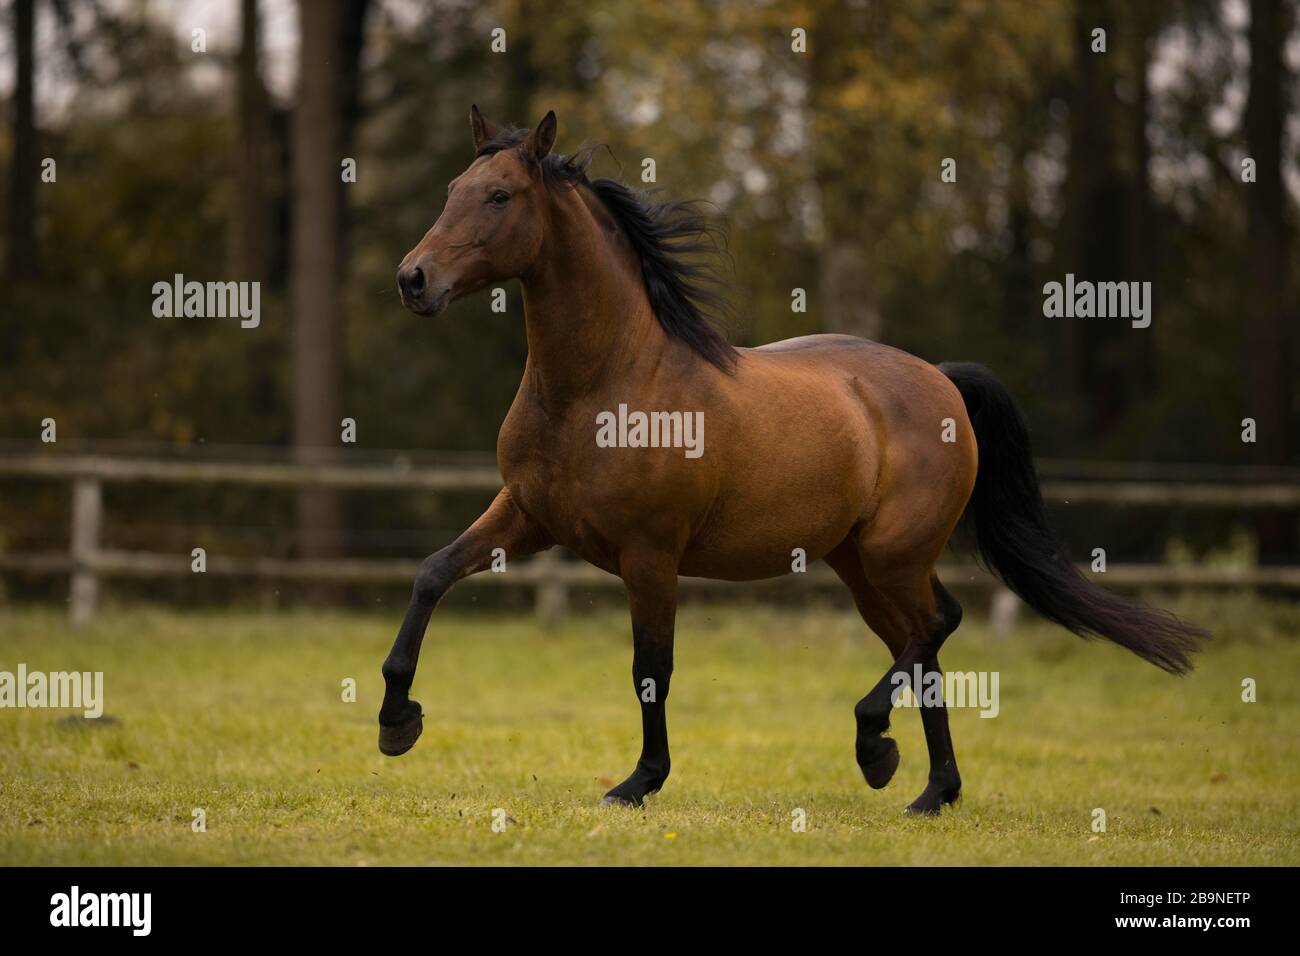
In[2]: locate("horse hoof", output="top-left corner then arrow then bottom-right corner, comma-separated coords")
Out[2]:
857,736 -> 900,789
905,785 -> 961,816
600,789 -> 644,808
378,700 -> 423,756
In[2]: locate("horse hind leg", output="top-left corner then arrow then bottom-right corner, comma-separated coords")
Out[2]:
828,542 -> 963,811
826,541 -> 905,789
903,581 -> 963,815
858,573 -> 962,813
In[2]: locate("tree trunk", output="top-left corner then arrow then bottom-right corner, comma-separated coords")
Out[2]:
1125,4 -> 1158,399
1003,132 -> 1035,349
335,0 -> 370,281
1244,0 -> 1297,562
235,0 -> 272,284
291,1 -> 347,560
1064,0 -> 1128,439
7,0 -> 37,281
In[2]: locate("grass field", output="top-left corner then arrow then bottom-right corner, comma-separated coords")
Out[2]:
1,600 -> 1297,865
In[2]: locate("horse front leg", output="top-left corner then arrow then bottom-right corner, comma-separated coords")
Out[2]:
379,488 -> 548,756
602,555 -> 678,807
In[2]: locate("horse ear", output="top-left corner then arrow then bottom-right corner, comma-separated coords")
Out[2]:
470,104 -> 497,152
526,110 -> 557,162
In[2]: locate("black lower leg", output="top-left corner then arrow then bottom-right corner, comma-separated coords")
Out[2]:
905,653 -> 962,815
853,638 -> 931,788
378,554 -> 449,755
603,562 -> 677,808
854,578 -> 961,793
603,634 -> 673,807
906,581 -> 963,813
377,491 -> 546,757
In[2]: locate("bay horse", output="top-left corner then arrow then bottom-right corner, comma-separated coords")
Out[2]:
381,107 -> 1206,814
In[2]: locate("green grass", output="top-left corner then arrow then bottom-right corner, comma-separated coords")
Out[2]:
1,602 -> 1297,865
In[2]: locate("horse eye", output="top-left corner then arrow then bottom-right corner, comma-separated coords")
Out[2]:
489,190 -> 510,206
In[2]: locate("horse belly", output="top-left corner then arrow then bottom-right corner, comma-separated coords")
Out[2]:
678,470 -> 868,580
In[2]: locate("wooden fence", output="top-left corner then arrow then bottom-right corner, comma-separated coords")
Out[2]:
0,452 -> 1297,626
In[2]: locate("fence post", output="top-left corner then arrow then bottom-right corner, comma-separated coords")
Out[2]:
990,586 -> 1020,637
533,549 -> 568,627
69,476 -> 103,627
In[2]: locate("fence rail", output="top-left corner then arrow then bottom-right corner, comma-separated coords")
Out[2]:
0,453 -> 1296,625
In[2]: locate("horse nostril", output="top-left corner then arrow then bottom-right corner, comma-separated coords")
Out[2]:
398,265 -> 426,298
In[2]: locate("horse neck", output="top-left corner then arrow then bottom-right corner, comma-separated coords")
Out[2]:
519,186 -> 666,407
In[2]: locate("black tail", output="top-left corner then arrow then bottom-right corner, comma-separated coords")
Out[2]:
939,361 -> 1207,675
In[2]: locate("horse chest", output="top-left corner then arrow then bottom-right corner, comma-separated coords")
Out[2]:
502,429 -> 674,567
508,464 -> 581,529
498,419 -> 593,531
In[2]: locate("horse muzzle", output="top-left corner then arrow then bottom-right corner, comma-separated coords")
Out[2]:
396,262 -> 452,316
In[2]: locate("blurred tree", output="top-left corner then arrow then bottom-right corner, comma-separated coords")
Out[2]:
1244,0 -> 1297,562
6,0 -> 36,281
809,0 -> 882,341
291,0 -> 370,561
1062,0 -> 1128,436
1122,0 -> 1160,404
234,0 -> 272,285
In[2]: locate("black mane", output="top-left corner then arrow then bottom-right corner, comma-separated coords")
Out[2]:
476,128 -> 738,371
